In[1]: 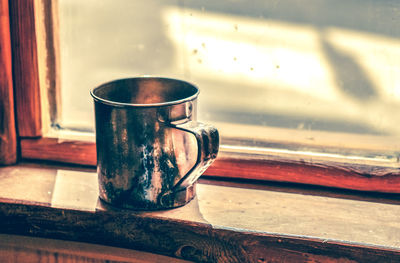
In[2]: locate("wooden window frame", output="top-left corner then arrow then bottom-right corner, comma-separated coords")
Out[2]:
3,0 -> 400,193
0,0 -> 16,165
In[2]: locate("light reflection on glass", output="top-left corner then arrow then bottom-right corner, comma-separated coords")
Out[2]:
57,0 -> 400,140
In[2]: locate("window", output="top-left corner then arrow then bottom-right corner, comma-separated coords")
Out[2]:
5,0 -> 400,193
56,0 -> 400,150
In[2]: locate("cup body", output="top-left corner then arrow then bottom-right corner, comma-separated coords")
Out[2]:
91,77 -> 218,210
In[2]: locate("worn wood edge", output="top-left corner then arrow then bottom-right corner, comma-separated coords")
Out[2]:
20,137 -> 400,193
0,0 -> 17,165
0,200 -> 399,263
0,234 -> 192,263
207,157 -> 400,193
9,0 -> 42,137
21,137 -> 96,166
0,197 -> 51,207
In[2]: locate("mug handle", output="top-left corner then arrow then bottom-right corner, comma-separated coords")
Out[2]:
159,121 -> 219,205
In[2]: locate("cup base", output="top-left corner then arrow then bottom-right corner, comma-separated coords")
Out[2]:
98,183 -> 197,211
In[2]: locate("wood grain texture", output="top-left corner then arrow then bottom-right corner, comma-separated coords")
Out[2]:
0,200 -> 399,263
1,164 -> 400,262
0,0 -> 17,165
21,138 -> 96,166
3,164 -> 400,249
0,165 -> 56,204
207,156 -> 400,193
0,234 -> 192,263
20,137 -> 400,193
9,0 -> 42,137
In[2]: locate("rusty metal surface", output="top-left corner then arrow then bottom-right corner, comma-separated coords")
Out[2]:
91,77 -> 219,210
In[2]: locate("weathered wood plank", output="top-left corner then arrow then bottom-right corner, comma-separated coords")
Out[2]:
0,201 -> 399,263
1,165 -> 400,262
0,165 -> 56,204
3,164 -> 400,248
21,138 -> 96,166
9,0 -> 42,137
0,0 -> 17,165
0,234 -> 192,263
207,156 -> 400,193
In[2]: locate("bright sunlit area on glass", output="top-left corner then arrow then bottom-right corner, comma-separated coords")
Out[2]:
55,0 -> 400,157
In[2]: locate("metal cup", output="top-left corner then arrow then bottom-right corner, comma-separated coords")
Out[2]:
91,77 -> 219,210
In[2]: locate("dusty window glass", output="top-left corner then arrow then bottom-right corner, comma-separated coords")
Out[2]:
55,0 -> 400,158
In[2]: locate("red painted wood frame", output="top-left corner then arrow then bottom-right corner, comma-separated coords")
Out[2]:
9,0 -> 42,138
8,0 -> 400,193
0,0 -> 17,165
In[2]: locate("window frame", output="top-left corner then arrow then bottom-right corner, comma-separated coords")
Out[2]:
5,0 -> 400,193
0,0 -> 16,165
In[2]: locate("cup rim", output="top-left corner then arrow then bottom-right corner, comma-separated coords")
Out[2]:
90,76 -> 200,108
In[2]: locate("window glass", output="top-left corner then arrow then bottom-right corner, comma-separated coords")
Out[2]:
57,0 -> 400,156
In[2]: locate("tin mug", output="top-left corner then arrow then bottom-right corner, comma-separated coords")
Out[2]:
91,77 -> 219,210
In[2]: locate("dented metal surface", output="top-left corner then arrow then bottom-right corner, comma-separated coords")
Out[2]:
91,77 -> 219,210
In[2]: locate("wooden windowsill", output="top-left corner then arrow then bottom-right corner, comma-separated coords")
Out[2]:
0,233 -> 191,262
0,162 -> 399,262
